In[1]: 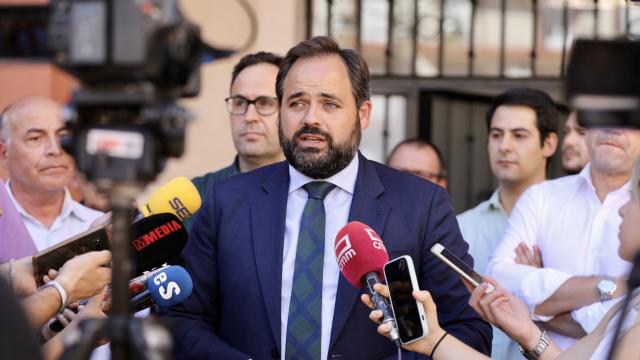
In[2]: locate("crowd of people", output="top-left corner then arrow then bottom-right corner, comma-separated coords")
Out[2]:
0,35 -> 637,360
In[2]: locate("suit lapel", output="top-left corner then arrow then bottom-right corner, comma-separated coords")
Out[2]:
251,162 -> 289,350
329,154 -> 391,350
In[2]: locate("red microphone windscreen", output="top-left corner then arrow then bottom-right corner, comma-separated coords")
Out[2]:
334,221 -> 389,288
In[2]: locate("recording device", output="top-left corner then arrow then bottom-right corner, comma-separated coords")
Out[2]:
430,243 -> 494,293
566,39 -> 640,129
32,225 -> 110,287
134,176 -> 202,222
129,213 -> 187,276
100,265 -> 173,314
383,256 -> 428,344
129,265 -> 193,313
334,221 -> 401,347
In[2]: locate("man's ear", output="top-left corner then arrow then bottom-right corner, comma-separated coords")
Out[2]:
542,132 -> 558,158
358,100 -> 372,130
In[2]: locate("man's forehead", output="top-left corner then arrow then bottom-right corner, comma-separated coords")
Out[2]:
8,102 -> 63,133
283,55 -> 352,96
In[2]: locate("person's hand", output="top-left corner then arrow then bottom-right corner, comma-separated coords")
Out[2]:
55,251 -> 112,304
469,277 -> 542,351
361,283 -> 446,356
41,306 -> 78,341
11,256 -> 38,297
514,242 -> 543,268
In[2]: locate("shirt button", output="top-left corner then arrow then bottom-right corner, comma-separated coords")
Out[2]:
270,348 -> 279,359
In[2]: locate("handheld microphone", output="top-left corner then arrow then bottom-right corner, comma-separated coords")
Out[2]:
334,221 -> 400,347
135,176 -> 202,222
129,213 -> 188,275
129,265 -> 193,313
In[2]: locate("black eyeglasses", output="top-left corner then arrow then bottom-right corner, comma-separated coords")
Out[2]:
224,95 -> 278,116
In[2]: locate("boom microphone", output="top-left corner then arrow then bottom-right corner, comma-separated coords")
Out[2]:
334,221 -> 400,347
136,176 -> 202,222
130,213 -> 188,275
129,265 -> 193,313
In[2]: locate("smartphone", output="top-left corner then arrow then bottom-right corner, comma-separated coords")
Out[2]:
32,225 -> 110,287
383,255 -> 428,344
430,243 -> 494,293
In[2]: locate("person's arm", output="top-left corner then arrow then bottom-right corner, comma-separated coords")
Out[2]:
468,279 -> 563,360
536,313 -> 586,339
421,188 -> 493,355
159,185 -> 250,359
363,284 -> 490,360
534,276 -> 625,316
486,187 -> 574,314
0,256 -> 38,298
22,250 -> 111,329
41,292 -> 107,360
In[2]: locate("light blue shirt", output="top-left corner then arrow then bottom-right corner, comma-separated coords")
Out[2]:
458,189 -> 521,360
281,155 -> 359,360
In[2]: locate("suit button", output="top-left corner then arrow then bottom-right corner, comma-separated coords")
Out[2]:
271,348 -> 279,359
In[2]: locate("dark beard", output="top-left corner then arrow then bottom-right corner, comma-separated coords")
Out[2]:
279,117 -> 361,179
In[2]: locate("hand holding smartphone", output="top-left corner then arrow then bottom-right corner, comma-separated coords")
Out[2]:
430,243 -> 494,293
383,255 -> 429,344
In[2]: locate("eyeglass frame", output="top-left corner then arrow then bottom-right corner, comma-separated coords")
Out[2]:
224,95 -> 279,116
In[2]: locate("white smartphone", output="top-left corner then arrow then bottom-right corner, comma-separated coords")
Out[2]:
383,255 -> 429,344
430,243 -> 494,293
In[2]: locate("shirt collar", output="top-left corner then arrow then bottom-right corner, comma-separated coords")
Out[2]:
486,188 -> 506,213
578,162 -> 631,198
288,154 -> 359,195
5,180 -> 94,224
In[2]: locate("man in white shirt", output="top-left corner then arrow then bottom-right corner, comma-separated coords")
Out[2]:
458,87 -> 559,359
0,96 -> 105,351
487,126 -> 640,349
0,96 -> 104,250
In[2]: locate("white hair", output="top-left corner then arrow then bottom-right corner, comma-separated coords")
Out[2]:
0,110 -> 10,145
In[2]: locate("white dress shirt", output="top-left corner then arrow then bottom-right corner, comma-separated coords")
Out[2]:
487,164 -> 632,350
281,155 -> 358,360
6,181 -> 104,251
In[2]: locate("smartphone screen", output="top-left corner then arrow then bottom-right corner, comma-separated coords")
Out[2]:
384,256 -> 426,343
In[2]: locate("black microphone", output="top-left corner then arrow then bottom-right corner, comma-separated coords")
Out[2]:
129,213 -> 188,276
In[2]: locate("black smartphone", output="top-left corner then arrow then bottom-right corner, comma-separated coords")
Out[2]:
383,255 -> 428,344
32,225 -> 110,287
431,243 -> 494,292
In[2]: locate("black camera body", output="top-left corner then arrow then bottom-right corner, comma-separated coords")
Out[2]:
41,0 -> 207,183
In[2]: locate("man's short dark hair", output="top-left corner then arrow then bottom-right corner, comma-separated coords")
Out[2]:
230,51 -> 283,87
386,138 -> 447,177
276,36 -> 370,107
485,87 -> 559,146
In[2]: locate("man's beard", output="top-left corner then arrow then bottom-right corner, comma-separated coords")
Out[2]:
279,116 -> 361,179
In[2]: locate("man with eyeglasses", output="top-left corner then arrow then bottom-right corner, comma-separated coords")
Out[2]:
187,52 -> 284,228
386,138 -> 448,189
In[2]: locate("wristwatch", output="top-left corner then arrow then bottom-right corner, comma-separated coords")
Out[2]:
596,278 -> 617,302
520,330 -> 551,360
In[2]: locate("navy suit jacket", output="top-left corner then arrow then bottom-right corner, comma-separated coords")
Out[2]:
165,154 -> 492,359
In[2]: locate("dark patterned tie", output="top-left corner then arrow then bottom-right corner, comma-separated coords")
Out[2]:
285,181 -> 336,360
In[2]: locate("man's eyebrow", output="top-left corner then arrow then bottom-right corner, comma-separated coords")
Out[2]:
319,92 -> 340,102
286,91 -> 307,102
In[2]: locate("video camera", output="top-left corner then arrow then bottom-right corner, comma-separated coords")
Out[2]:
1,0 -> 237,183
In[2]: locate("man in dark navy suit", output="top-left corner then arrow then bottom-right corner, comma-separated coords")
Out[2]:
165,36 -> 492,359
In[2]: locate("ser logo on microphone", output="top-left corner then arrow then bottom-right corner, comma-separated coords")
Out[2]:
153,271 -> 181,300
170,197 -> 193,220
